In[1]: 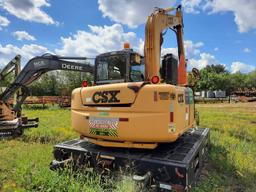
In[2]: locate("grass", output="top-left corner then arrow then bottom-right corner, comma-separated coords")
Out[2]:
193,103 -> 256,192
0,106 -> 136,192
0,102 -> 255,191
22,105 -> 77,143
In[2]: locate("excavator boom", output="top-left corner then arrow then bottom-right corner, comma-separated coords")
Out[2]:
0,54 -> 93,112
144,6 -> 187,85
0,54 -> 94,137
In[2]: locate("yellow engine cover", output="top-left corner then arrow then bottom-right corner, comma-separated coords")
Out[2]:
71,82 -> 195,149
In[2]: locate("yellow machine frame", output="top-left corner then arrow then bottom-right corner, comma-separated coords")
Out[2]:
71,7 -> 195,149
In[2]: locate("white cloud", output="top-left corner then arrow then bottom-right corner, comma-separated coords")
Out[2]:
12,30 -> 36,41
231,61 -> 255,73
137,38 -> 145,55
0,0 -> 56,25
182,0 -> 202,14
161,40 -> 203,58
243,48 -> 251,53
138,39 -> 203,60
205,0 -> 256,33
183,41 -> 219,70
184,40 -> 204,58
214,47 -> 219,51
0,43 -> 49,67
160,40 -> 216,70
98,0 -> 251,32
56,24 -> 205,68
0,15 -> 10,29
55,24 -> 138,57
181,0 -> 256,33
98,0 -> 176,28
161,47 -> 178,57
189,53 -> 218,70
136,39 -> 209,70
129,38 -> 252,73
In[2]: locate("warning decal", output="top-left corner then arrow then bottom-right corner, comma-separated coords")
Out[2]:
89,117 -> 118,137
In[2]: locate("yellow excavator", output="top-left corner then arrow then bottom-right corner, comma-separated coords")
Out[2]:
51,6 -> 209,191
71,6 -> 194,149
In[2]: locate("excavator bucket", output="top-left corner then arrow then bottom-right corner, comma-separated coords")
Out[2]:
0,117 -> 39,137
0,101 -> 39,137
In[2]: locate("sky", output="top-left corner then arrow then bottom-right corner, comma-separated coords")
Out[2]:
0,0 -> 255,74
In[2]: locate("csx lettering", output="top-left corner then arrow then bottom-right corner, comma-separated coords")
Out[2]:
92,90 -> 120,103
62,64 -> 83,71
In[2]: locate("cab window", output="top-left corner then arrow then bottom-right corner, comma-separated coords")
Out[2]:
97,55 -> 126,81
130,54 -> 144,82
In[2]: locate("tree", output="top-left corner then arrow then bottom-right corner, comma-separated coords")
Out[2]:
29,72 -> 59,96
194,64 -> 229,91
0,69 -> 15,87
28,71 -> 93,96
245,70 -> 256,87
193,64 -> 255,94
204,64 -> 228,74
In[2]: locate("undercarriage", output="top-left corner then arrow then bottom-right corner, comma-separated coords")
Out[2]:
50,128 -> 210,191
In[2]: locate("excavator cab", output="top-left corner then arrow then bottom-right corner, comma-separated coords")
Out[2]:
94,49 -> 144,85
94,49 -> 179,86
